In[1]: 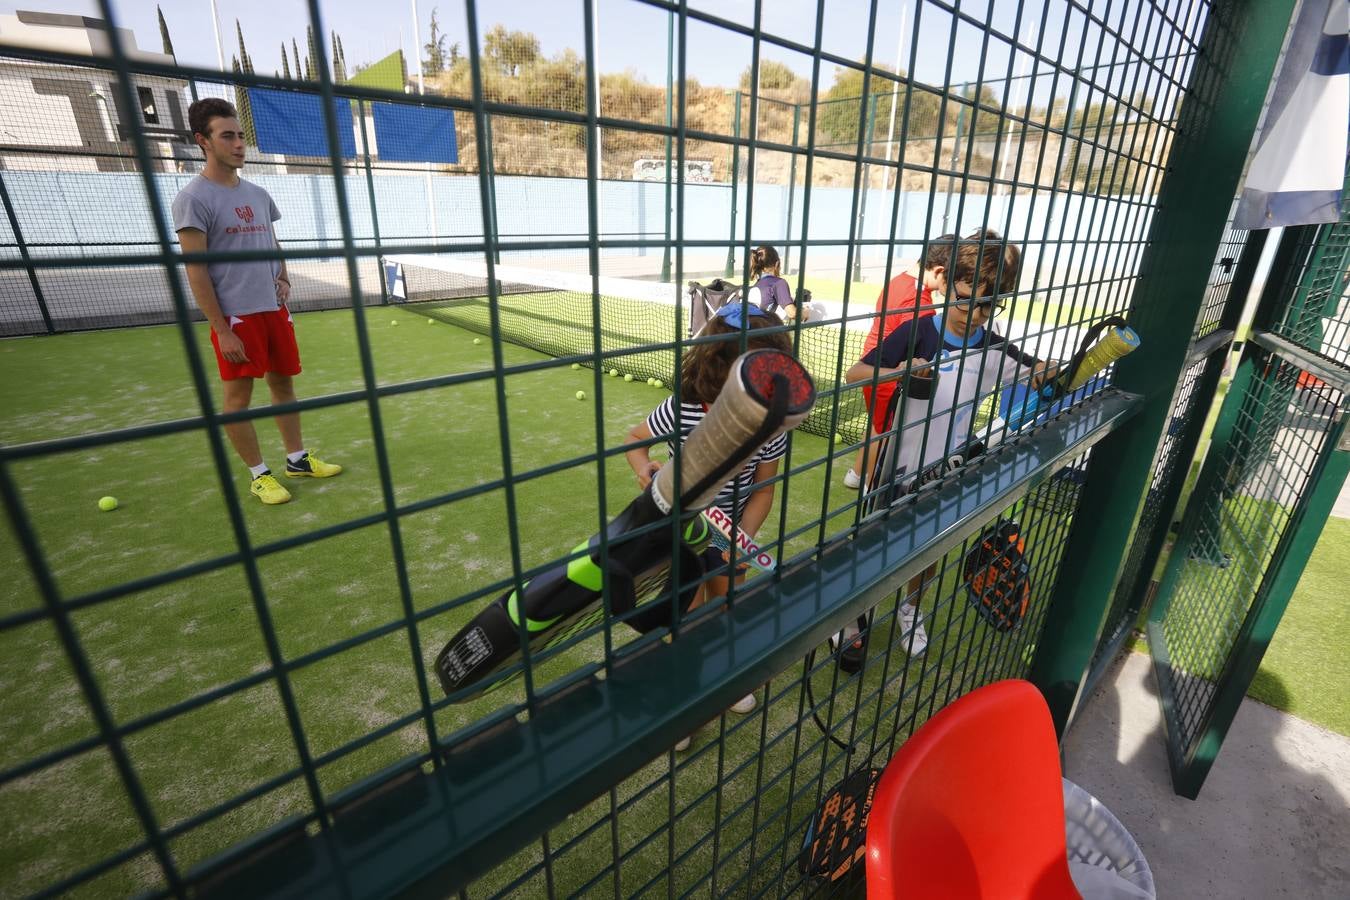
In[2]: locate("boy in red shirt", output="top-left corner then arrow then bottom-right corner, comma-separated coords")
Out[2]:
844,234 -> 955,488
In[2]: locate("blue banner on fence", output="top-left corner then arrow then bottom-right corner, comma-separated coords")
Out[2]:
371,103 -> 458,163
247,88 -> 357,159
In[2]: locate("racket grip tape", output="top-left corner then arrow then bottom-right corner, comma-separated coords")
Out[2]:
1065,325 -> 1140,392
652,349 -> 815,514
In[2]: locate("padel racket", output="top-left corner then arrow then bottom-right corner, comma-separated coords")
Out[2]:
1003,317 -> 1140,431
798,767 -> 881,884
435,349 -> 815,700
963,519 -> 1031,632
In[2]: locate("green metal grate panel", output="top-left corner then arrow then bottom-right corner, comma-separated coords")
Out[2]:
0,0 -> 1288,894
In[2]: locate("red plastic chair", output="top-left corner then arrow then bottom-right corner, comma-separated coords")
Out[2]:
865,679 -> 1081,899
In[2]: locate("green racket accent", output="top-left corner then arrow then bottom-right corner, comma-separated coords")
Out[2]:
565,540 -> 604,591
505,582 -> 561,633
683,516 -> 711,547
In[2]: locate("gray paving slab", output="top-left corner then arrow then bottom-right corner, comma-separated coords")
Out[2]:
1063,651 -> 1350,899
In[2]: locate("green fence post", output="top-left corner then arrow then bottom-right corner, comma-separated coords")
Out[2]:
661,9 -> 674,283
853,93 -> 878,283
483,114 -> 501,264
355,99 -> 389,305
1027,0 -> 1298,737
725,89 -> 741,277
941,82 -> 967,233
783,104 -> 800,275
0,170 -> 52,334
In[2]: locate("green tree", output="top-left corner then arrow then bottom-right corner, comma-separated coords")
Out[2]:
818,64 -> 948,148
424,6 -> 448,73
232,23 -> 257,144
483,25 -> 539,76
281,43 -> 291,79
331,32 -> 347,83
306,25 -> 319,80
739,59 -> 798,93
156,5 -> 175,59
292,38 -> 303,80
231,56 -> 257,145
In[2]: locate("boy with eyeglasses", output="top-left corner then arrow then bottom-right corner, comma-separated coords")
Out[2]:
840,231 -> 1054,658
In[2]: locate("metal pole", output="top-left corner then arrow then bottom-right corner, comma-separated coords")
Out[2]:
661,10 -> 674,282
590,0 -> 604,242
207,0 -> 226,71
783,104 -> 800,275
725,89 -> 741,277
0,171 -> 52,334
854,92 -> 878,282
356,100 -> 389,305
941,82 -> 967,233
882,4 -> 906,191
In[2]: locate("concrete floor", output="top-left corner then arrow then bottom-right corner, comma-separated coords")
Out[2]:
1062,651 -> 1350,899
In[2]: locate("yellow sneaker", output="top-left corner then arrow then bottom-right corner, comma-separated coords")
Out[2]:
284,451 -> 342,478
250,473 -> 292,505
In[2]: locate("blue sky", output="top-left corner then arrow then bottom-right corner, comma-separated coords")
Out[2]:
0,1 -> 1180,103
0,1 -> 1042,86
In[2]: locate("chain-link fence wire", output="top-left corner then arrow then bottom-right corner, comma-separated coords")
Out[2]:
0,0 -> 1227,895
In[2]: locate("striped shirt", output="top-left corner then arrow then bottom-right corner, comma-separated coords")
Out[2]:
646,397 -> 788,518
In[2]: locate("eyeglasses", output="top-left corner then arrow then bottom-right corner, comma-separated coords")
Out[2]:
950,281 -> 1007,314
715,302 -> 772,328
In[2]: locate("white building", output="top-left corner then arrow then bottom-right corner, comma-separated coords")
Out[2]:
0,10 -> 192,172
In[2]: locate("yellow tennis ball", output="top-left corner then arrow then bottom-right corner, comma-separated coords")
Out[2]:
473,337 -> 482,345
426,318 -> 434,324
834,432 -> 844,444
571,362 -> 581,370
609,368 -> 619,376
390,320 -> 399,326
653,379 -> 664,389
624,374 -> 634,382
646,378 -> 655,386
575,390 -> 586,400
98,496 -> 118,511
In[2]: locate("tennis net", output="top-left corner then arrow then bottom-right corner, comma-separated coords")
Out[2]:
382,254 -> 867,441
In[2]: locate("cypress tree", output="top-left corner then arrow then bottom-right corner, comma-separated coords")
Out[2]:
231,56 -> 256,145
233,23 -> 257,144
156,5 -> 175,59
292,38 -> 303,81
281,43 -> 291,80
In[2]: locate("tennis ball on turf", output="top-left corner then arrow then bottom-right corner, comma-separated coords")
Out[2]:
575,390 -> 586,400
390,319 -> 399,326
646,378 -> 655,386
426,318 -> 434,324
571,362 -> 581,370
624,374 -> 633,382
609,368 -> 619,376
653,379 -> 664,389
834,432 -> 844,444
98,496 -> 118,512
473,337 -> 482,345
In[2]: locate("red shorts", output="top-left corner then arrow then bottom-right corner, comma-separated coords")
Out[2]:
211,308 -> 302,381
861,383 -> 898,435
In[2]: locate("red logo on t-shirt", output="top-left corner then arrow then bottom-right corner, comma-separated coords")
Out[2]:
235,205 -> 255,224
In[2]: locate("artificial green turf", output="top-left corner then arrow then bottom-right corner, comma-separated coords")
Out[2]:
0,305 -> 1087,897
0,306 -> 875,896
1246,516 -> 1350,737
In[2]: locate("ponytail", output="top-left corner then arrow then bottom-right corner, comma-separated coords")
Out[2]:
750,245 -> 781,279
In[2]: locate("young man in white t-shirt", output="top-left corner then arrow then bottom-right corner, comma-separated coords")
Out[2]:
172,99 -> 341,505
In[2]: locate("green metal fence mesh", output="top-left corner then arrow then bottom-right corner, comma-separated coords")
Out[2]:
0,0 -> 1301,895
